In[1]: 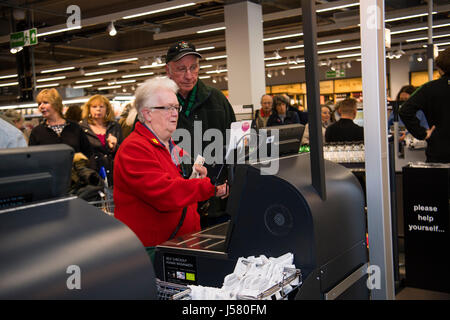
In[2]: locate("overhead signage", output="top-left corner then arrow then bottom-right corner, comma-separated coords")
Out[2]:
10,28 -> 38,49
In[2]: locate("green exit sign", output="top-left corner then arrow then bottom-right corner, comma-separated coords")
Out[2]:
10,28 -> 38,49
326,70 -> 345,79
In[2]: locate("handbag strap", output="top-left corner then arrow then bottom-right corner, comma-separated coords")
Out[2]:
168,207 -> 188,240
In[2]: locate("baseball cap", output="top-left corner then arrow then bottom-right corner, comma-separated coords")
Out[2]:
165,40 -> 202,63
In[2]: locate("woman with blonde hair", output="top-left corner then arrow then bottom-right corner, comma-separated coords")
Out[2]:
80,94 -> 123,185
29,88 -> 91,157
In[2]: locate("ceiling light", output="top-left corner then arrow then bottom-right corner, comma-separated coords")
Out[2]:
346,62 -> 352,69
205,55 -> 227,61
140,63 -> 165,69
336,52 -> 361,59
274,50 -> 282,59
84,69 -> 118,76
36,83 -> 59,89
205,69 -> 227,74
385,12 -> 437,23
281,69 -> 286,76
317,39 -> 342,45
391,23 -> 450,35
197,26 -> 226,34
267,71 -> 272,78
108,80 -> 136,85
285,44 -> 304,50
98,85 -> 121,90
417,55 -> 423,62
107,21 -> 117,36
0,74 -> 18,79
98,57 -> 137,65
289,65 -> 305,69
37,26 -> 81,37
212,78 -> 217,83
10,46 -> 23,54
0,81 -> 19,87
76,78 -> 103,83
121,72 -> 154,78
72,84 -> 93,89
316,3 -> 359,13
406,34 -> 450,43
263,33 -> 303,42
196,46 -> 215,51
200,65 -> 213,69
318,46 -> 361,54
37,76 -> 66,82
436,41 -> 450,47
199,75 -> 211,79
266,62 -> 288,67
122,3 -> 196,19
41,66 -> 75,73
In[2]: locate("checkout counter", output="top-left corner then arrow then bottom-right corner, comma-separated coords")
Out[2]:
154,153 -> 369,300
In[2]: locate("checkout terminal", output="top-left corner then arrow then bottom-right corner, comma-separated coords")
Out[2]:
154,153 -> 369,300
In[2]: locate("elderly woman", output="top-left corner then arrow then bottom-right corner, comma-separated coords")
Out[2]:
113,77 -> 228,259
80,95 -> 123,185
29,88 -> 91,157
266,95 -> 300,127
301,104 -> 335,145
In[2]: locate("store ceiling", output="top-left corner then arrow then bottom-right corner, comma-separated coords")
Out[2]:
0,0 -> 449,100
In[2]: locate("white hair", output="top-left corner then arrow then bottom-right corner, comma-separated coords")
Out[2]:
134,76 -> 179,123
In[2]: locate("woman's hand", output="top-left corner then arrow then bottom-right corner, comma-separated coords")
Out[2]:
215,182 -> 229,199
194,164 -> 207,179
425,125 -> 436,140
107,133 -> 118,150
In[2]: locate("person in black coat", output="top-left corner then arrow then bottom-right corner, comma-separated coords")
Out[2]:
29,88 -> 92,158
325,98 -> 364,143
267,95 -> 300,127
399,47 -> 450,163
80,94 -> 123,186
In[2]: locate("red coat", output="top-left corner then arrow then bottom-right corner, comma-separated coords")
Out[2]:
113,122 -> 215,247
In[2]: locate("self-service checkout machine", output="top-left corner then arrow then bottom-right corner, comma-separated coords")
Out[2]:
154,153 -> 369,300
0,145 -> 157,299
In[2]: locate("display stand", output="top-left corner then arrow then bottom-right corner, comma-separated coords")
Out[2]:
403,163 -> 450,293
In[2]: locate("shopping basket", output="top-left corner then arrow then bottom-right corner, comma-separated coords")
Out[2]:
156,279 -> 192,300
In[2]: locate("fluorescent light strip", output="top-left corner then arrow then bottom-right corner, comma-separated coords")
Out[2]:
264,33 -> 303,42
108,80 -> 136,85
98,85 -> 121,90
122,72 -> 154,78
318,46 -> 361,54
336,52 -> 361,58
318,39 -> 342,45
98,57 -> 138,65
113,96 -> 135,101
140,63 -> 165,69
205,55 -> 227,61
0,74 -> 18,79
285,44 -> 304,50
407,34 -> 450,42
0,103 -> 36,110
289,65 -> 305,69
36,83 -> 59,88
196,46 -> 215,51
72,84 -> 93,89
264,56 -> 282,61
197,27 -> 226,34
84,69 -> 118,76
199,75 -> 211,79
436,41 -> 450,46
200,65 -> 213,69
206,69 -> 228,74
391,23 -> 450,35
36,76 -> 66,82
316,3 -> 359,13
37,26 -> 81,37
76,78 -> 103,84
289,59 -> 304,64
266,62 -> 288,67
63,98 -> 90,104
0,81 -> 18,87
123,3 -> 196,19
41,66 -> 75,73
386,12 -> 436,23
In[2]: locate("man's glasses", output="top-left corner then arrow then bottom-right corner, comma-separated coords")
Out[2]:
149,105 -> 182,113
171,64 -> 199,76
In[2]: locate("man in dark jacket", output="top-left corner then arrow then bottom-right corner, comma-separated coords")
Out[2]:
325,98 -> 364,143
165,40 -> 236,226
399,47 -> 450,163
